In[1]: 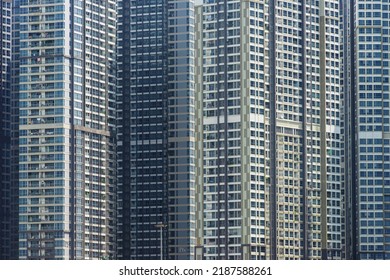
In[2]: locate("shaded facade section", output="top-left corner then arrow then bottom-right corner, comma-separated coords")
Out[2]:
117,0 -> 195,259
0,0 -> 14,260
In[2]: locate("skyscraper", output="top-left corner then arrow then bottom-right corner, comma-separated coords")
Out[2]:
345,0 -> 390,260
340,0 -> 355,260
2,0 -> 388,261
117,0 -> 196,259
195,0 -> 343,260
17,0 -> 117,259
0,0 -> 13,259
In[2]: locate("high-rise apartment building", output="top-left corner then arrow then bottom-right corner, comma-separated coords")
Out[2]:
117,0 -> 196,259
195,0 -> 343,260
17,0 -> 117,259
344,0 -> 390,260
340,0 -> 355,260
0,0 -> 13,259
1,0 -> 388,261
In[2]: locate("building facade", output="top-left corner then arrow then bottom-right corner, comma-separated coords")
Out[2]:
0,0 -> 14,260
195,0 -> 343,260
2,0 -> 389,261
348,0 -> 390,260
117,0 -> 196,259
17,0 -> 117,259
340,0 -> 355,260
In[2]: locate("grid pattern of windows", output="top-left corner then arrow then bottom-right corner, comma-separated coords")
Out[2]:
197,0 -> 269,260
196,0 -> 343,260
0,0 -> 14,259
117,0 -> 169,260
117,0 -> 195,260
273,0 -> 342,260
166,0 -> 196,260
355,0 -> 390,260
17,0 -> 116,260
